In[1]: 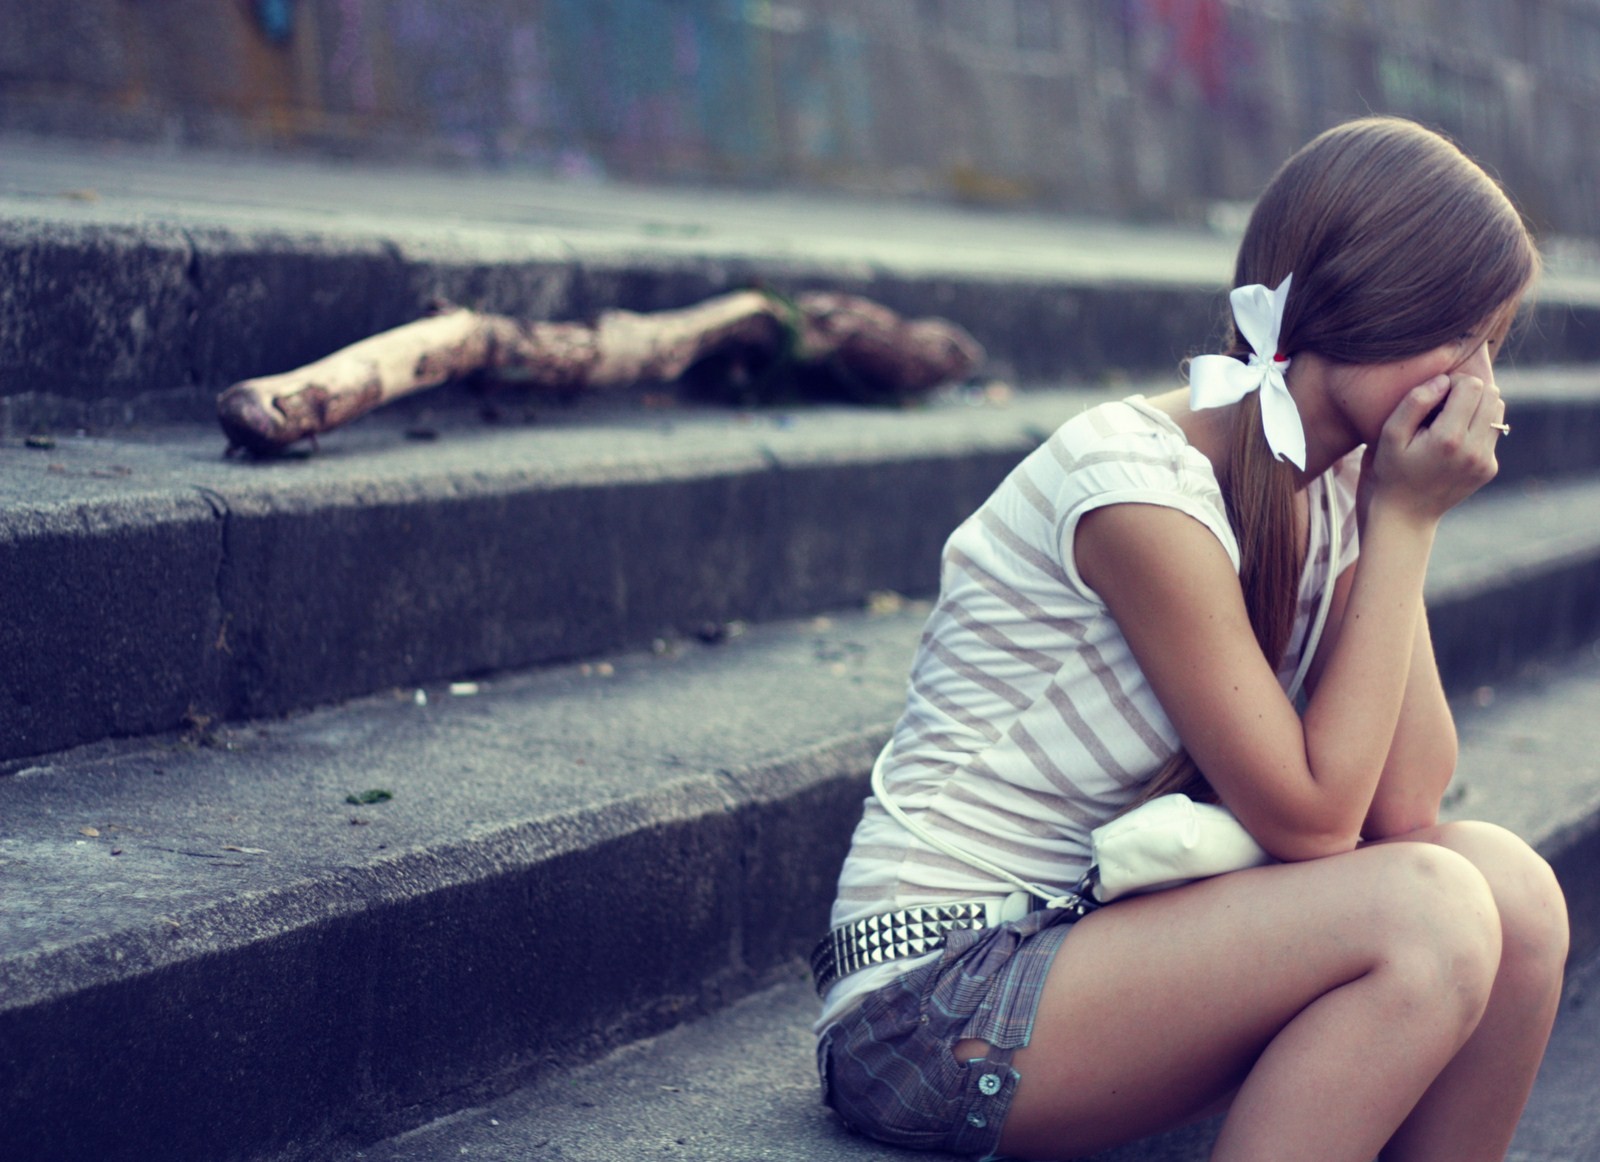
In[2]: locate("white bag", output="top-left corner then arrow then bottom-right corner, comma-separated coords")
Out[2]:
1087,793 -> 1272,902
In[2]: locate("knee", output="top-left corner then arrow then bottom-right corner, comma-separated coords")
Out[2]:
1432,821 -> 1570,984
1366,843 -> 1503,1024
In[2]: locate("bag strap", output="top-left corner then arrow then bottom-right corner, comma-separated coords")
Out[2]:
870,752 -> 1087,910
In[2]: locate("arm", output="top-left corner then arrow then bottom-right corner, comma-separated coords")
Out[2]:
1079,495 -> 1433,861
1306,537 -> 1457,836
1365,606 -> 1456,836
1078,373 -> 1497,860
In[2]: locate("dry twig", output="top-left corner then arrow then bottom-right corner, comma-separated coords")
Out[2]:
217,291 -> 982,455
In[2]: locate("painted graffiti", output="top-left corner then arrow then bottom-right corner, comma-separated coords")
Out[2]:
5,1 -> 1597,234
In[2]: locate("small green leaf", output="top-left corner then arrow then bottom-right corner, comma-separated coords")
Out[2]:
345,789 -> 394,806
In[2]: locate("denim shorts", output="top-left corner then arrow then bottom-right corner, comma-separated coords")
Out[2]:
815,908 -> 1078,1161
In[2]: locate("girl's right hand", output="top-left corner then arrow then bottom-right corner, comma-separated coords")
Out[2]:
1363,372 -> 1502,525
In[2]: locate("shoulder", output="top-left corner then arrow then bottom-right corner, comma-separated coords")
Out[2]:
1051,396 -> 1190,458
1045,398 -> 1216,494
1037,397 -> 1238,574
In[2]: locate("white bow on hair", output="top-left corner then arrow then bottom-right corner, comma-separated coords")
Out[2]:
1188,273 -> 1306,470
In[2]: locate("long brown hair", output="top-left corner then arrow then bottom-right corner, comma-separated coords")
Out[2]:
1140,116 -> 1538,805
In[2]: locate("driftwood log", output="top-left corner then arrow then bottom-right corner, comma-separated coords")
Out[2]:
216,290 -> 983,455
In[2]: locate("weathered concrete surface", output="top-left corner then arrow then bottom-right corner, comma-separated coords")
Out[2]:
3,380 -> 1600,763
5,139 -> 1600,432
0,218 -> 199,414
0,489 -> 225,757
1492,367 -> 1600,485
0,606 -> 919,1162
2,603 -> 1598,1162
1511,947 -> 1600,1162
185,226 -> 427,397
1426,474 -> 1600,693
0,389 -> 1097,760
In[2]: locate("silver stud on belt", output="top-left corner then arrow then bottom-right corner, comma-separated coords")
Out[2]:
809,901 -> 992,996
810,887 -> 1098,997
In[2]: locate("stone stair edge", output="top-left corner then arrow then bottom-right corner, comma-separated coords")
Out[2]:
0,606 -> 924,1162
356,642 -> 1600,1162
0,603 -> 929,977
0,392 -> 1094,763
10,210 -> 1600,302
1,385 -> 1595,554
3,597 -> 1596,992
7,211 -> 1600,433
3,390 -> 1600,764
0,760 -> 735,1008
2,370 -> 1597,510
1,211 -> 1225,428
3,610 -> 1596,1162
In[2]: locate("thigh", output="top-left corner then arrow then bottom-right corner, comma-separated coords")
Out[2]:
987,839 -> 1499,1158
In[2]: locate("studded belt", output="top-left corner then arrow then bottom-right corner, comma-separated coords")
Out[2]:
809,890 -> 1096,996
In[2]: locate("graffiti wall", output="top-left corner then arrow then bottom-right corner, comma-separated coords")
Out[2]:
0,0 -> 1595,235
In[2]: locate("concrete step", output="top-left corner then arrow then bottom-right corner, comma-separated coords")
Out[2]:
351,945 -> 1600,1162
7,136 -> 1597,1162
1493,365 -> 1600,486
1511,945 -> 1600,1162
0,387 -> 1103,762
0,603 -> 929,1162
5,138 -> 1600,433
5,377 -> 1600,763
2,608 -> 1596,1162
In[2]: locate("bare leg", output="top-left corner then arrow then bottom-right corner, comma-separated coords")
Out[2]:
954,841 -> 1504,1162
1380,821 -> 1568,1162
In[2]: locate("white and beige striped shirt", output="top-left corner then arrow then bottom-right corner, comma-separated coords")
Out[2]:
818,395 -> 1360,1027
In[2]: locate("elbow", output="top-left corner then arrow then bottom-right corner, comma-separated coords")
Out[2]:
1362,801 -> 1442,842
1263,791 -> 1443,856
1262,790 -> 1442,858
1262,827 -> 1362,864
1362,759 -> 1455,841
1248,797 -> 1366,863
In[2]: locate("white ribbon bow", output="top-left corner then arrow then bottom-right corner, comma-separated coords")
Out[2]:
1188,273 -> 1305,470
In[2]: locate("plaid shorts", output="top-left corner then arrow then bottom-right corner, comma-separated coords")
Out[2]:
815,908 -> 1078,1161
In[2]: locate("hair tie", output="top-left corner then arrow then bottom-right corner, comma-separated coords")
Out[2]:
1189,274 -> 1306,470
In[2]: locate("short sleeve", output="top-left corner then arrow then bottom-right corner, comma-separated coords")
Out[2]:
1049,401 -> 1240,601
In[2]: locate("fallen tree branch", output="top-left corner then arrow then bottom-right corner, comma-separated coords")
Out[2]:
216,290 -> 983,455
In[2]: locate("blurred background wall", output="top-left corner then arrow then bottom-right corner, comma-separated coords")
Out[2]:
0,0 -> 1592,236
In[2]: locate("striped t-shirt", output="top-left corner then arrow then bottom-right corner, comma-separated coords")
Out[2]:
817,395 -> 1360,1028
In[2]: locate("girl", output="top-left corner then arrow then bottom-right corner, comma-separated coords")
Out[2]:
812,117 -> 1569,1162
